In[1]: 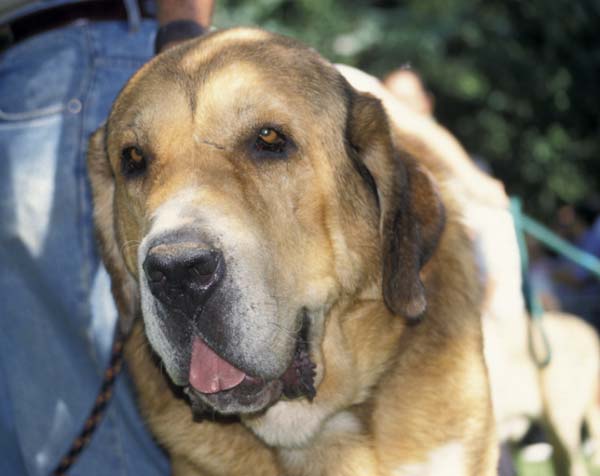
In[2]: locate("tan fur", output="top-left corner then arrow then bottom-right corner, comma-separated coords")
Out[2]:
339,65 -> 600,475
88,28 -> 497,475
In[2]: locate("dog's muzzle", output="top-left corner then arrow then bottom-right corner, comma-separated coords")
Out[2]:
140,238 -> 317,414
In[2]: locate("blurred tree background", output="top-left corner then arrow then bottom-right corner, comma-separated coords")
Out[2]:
214,0 -> 600,222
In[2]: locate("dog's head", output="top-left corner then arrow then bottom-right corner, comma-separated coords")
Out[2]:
88,28 -> 444,415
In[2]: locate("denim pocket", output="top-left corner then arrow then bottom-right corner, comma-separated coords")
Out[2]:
0,30 -> 88,122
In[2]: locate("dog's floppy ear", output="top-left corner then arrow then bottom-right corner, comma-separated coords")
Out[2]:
88,126 -> 140,334
347,91 -> 445,320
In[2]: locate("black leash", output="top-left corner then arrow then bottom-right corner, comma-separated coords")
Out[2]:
51,328 -> 127,476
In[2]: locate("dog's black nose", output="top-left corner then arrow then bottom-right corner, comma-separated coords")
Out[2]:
143,243 -> 224,311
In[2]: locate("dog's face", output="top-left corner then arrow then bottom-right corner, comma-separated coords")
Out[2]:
89,29 -> 444,415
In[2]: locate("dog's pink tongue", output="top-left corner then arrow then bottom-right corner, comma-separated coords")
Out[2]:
189,337 -> 246,394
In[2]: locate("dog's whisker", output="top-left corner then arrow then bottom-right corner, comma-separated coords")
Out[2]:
120,240 -> 141,254
251,323 -> 314,356
256,320 -> 307,343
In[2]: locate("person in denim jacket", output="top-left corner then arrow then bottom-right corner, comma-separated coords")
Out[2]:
0,1 -> 212,474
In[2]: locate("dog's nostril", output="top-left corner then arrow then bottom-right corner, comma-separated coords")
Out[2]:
147,269 -> 165,283
188,257 -> 219,282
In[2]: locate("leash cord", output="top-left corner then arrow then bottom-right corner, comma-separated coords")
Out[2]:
510,197 -> 552,368
51,328 -> 127,476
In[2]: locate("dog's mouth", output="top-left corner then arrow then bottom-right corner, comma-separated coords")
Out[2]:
183,319 -> 316,415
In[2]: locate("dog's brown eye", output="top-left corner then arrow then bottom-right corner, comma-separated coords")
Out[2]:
255,127 -> 287,154
259,128 -> 280,144
121,145 -> 147,177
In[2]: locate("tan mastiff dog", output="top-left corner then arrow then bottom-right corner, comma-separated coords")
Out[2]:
87,28 -> 497,476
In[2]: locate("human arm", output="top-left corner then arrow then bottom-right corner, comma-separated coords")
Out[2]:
155,0 -> 215,52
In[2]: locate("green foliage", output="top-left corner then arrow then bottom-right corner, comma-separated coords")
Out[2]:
214,0 -> 600,220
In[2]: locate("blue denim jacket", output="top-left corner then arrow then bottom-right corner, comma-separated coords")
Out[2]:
0,19 -> 169,476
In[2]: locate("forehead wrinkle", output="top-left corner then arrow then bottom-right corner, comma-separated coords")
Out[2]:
152,62 -> 199,119
168,33 -> 281,117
